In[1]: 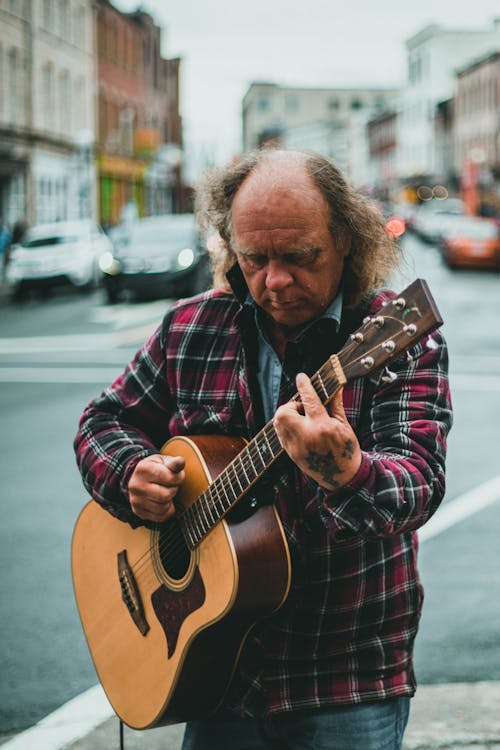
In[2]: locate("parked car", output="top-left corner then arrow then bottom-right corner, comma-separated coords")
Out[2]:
6,219 -> 111,298
440,216 -> 500,270
100,214 -> 210,303
411,198 -> 466,244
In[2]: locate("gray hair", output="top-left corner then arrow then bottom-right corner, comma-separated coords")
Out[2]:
195,148 -> 399,307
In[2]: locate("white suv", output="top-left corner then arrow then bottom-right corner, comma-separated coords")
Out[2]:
6,219 -> 112,297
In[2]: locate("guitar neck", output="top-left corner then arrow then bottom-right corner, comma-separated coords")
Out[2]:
180,355 -> 346,549
179,278 -> 443,549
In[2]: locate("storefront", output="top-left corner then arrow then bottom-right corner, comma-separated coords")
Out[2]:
96,154 -> 146,228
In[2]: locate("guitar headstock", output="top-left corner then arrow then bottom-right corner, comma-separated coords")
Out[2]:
338,278 -> 443,382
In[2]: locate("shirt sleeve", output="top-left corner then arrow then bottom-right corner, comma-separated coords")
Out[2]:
73,317 -> 172,525
308,328 -> 453,540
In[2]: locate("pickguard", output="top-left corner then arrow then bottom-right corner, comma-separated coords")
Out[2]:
151,566 -> 206,658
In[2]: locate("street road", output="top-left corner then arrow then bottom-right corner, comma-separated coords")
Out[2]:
0,233 -> 499,737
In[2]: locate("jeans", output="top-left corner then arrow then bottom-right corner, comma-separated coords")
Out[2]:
181,697 -> 411,750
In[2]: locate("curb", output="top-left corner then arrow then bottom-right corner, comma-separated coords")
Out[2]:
2,682 -> 500,750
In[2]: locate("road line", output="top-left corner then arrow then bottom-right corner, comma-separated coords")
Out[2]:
0,322 -> 158,354
3,476 -> 500,750
419,474 -> 500,542
0,367 -> 122,383
0,685 -> 113,750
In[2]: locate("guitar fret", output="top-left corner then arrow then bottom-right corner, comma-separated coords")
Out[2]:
254,440 -> 269,469
238,456 -> 251,485
191,505 -> 205,543
205,489 -> 218,524
199,497 -> 211,533
229,462 -> 244,496
219,472 -> 237,509
315,371 -> 329,401
247,449 -> 258,477
182,508 -> 197,549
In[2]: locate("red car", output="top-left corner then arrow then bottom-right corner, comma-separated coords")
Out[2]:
441,216 -> 500,270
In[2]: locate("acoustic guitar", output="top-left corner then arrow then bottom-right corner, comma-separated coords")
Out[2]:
72,278 -> 443,729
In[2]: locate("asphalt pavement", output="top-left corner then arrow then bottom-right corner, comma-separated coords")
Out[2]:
2,681 -> 500,750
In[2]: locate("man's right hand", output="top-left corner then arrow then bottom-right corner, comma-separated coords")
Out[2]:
128,454 -> 185,522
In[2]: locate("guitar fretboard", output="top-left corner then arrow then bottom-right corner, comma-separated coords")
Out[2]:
179,355 -> 346,549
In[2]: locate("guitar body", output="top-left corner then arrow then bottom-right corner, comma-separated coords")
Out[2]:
72,434 -> 292,729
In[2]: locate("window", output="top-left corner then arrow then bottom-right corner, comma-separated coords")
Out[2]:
256,96 -> 270,113
350,98 -> 363,110
73,76 -> 85,134
59,69 -> 71,133
59,0 -> 70,38
285,96 -> 298,114
7,47 -> 20,123
43,0 -> 54,29
42,62 -> 55,129
0,43 -> 3,120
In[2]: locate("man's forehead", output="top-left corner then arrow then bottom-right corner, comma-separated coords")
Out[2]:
234,159 -> 316,204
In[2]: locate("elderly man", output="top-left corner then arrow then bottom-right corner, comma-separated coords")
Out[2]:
75,149 -> 452,749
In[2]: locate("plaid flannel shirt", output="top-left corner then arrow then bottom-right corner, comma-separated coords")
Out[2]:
74,270 -> 452,717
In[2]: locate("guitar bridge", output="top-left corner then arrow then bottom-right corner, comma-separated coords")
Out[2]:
117,550 -> 150,636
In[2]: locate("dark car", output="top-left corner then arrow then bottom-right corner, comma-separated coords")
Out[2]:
99,214 -> 210,303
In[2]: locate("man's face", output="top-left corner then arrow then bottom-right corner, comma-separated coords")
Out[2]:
231,160 -> 348,335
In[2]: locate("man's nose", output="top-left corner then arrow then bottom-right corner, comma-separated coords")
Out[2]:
265,259 -> 293,290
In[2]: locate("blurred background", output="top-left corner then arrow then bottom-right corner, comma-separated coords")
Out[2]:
1,0 -> 499,745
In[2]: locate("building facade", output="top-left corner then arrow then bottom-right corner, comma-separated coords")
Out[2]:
453,51 -> 500,214
96,0 -> 183,226
367,110 -> 399,198
397,19 -> 500,187
242,82 -> 399,185
0,0 -> 96,227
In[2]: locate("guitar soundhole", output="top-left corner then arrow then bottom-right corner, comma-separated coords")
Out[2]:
158,517 -> 191,581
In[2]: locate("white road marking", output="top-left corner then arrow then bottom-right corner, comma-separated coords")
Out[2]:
89,299 -> 170,329
0,684 -> 113,750
0,367 -> 123,383
419,474 -> 500,542
0,322 -> 159,354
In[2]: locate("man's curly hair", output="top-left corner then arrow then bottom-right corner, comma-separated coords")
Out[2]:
195,148 -> 399,307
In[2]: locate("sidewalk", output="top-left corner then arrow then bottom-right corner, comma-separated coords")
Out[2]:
4,682 -> 500,750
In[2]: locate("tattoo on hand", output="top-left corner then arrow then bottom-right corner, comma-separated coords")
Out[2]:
341,439 -> 354,460
305,449 -> 341,487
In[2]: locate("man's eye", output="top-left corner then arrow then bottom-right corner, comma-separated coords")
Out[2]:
243,255 -> 266,269
284,249 -> 319,266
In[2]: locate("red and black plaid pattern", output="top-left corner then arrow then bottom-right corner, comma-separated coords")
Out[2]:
74,283 -> 452,716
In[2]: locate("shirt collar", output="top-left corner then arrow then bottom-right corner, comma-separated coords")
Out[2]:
243,283 -> 343,340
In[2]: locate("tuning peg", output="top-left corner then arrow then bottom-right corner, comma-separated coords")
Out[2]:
404,323 -> 417,336
381,367 -> 397,383
406,351 -> 414,364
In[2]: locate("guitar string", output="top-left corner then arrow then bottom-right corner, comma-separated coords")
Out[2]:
126,322 -> 408,581
129,368 -> 343,582
124,327 -> 393,581
125,313 -> 426,581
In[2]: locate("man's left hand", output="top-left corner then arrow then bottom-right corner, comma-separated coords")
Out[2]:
273,372 -> 362,491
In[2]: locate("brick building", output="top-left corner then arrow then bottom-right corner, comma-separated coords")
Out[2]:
96,0 -> 184,226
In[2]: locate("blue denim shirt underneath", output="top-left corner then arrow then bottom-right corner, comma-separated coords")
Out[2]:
245,291 -> 343,422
